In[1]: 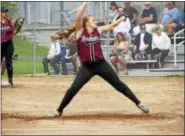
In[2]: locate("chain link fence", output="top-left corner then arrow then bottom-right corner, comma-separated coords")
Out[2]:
2,2 -> 184,77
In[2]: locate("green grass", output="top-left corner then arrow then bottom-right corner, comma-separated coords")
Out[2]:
13,60 -> 44,75
165,75 -> 184,78
13,36 -> 48,56
7,36 -> 49,75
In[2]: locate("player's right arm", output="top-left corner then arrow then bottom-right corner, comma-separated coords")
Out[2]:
75,2 -> 87,31
75,2 -> 87,40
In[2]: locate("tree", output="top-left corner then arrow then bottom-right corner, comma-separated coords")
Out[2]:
1,1 -> 19,18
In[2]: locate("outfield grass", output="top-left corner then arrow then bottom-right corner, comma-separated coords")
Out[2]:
13,60 -> 45,75
13,36 -> 48,56
5,36 -> 49,75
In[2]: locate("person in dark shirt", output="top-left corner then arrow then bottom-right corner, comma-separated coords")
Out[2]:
123,2 -> 138,25
132,23 -> 152,60
140,2 -> 157,24
123,2 -> 138,33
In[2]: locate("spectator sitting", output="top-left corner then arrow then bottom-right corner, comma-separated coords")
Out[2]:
64,42 -> 81,75
61,29 -> 81,75
59,40 -> 69,75
132,23 -> 152,60
110,32 -> 129,75
42,32 -> 61,75
104,2 -> 118,24
113,7 -> 131,45
158,1 -> 181,36
151,26 -> 171,68
103,2 -> 118,38
179,10 -> 185,27
140,2 -> 157,24
123,2 -> 138,33
175,10 -> 185,32
133,2 -> 157,36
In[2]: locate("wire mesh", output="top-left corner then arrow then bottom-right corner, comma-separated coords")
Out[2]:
2,1 -> 184,77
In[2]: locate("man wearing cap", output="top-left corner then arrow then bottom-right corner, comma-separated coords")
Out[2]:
1,7 -> 18,87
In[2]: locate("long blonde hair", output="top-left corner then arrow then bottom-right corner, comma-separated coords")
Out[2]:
114,32 -> 127,48
50,32 -> 60,42
52,16 -> 92,42
55,25 -> 76,42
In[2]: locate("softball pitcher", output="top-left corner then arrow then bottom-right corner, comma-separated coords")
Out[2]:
49,2 -> 149,117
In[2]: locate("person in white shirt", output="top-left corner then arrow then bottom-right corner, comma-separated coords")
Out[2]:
110,32 -> 129,75
42,32 -> 61,75
132,23 -> 152,60
151,26 -> 171,68
113,7 -> 131,45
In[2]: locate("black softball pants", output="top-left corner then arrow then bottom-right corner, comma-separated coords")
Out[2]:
57,60 -> 140,112
1,40 -> 14,83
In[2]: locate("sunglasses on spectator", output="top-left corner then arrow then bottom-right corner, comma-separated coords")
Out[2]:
140,27 -> 146,30
124,3 -> 130,5
145,4 -> 150,6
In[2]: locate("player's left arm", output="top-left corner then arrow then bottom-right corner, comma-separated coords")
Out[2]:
12,17 -> 25,36
99,16 -> 126,33
12,22 -> 18,36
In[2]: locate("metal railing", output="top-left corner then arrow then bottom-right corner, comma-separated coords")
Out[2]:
173,29 -> 185,69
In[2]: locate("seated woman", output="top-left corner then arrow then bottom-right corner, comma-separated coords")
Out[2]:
42,32 -> 61,75
110,32 -> 129,75
151,26 -> 171,68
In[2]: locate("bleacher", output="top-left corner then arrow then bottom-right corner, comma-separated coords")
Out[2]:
17,27 -> 184,76
100,29 -> 184,72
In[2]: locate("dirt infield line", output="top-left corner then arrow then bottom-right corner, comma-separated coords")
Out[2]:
2,112 -> 179,122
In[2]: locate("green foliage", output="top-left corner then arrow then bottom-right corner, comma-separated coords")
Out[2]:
1,1 -> 19,18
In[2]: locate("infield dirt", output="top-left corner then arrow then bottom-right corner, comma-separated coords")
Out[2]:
1,76 -> 184,135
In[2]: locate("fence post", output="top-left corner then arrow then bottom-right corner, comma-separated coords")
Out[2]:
47,2 -> 51,24
33,2 -> 37,75
100,2 -> 103,22
105,2 -> 110,60
59,2 -> 64,31
27,4 -> 31,24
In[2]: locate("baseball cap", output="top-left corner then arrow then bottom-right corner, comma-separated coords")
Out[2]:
1,7 -> 9,13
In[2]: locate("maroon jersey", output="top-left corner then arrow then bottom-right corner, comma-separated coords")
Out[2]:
76,28 -> 104,62
1,19 -> 13,43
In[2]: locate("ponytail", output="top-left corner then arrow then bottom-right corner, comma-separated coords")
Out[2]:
56,25 -> 76,41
